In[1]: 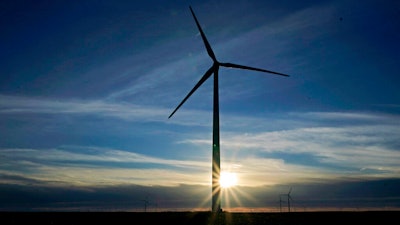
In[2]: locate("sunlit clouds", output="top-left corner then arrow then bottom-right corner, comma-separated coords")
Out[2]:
1,95 -> 399,189
0,146 -> 209,187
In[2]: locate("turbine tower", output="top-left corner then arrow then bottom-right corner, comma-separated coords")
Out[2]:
287,187 -> 293,212
169,6 -> 290,212
279,194 -> 284,212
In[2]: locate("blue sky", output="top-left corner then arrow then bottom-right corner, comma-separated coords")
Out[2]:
1,0 -> 400,211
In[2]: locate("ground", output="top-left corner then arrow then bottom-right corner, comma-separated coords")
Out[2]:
2,211 -> 399,225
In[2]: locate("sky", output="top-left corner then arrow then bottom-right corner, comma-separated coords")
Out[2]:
1,0 -> 400,212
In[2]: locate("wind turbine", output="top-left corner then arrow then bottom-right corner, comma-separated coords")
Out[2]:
287,187 -> 293,212
140,193 -> 157,212
141,196 -> 149,212
280,187 -> 293,212
279,194 -> 284,212
169,6 -> 290,212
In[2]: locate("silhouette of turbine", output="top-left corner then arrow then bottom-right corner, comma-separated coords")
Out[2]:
287,187 -> 293,212
279,194 -> 284,212
141,198 -> 149,212
169,6 -> 290,212
280,187 -> 293,212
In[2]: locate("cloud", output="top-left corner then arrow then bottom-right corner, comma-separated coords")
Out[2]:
1,94 -> 400,187
104,46 -> 210,105
0,146 -> 210,187
0,95 -> 162,118
1,105 -> 400,211
0,94 -> 212,126
182,111 -> 400,186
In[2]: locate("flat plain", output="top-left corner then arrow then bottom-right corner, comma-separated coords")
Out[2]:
2,211 -> 399,225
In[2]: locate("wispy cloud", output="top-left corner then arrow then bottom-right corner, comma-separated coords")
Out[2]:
105,48 -> 210,104
0,94 -> 211,126
1,94 -> 400,188
0,95 -> 161,117
0,146 -> 209,187
181,111 -> 400,186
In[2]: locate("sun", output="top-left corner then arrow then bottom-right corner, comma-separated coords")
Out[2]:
220,172 -> 238,188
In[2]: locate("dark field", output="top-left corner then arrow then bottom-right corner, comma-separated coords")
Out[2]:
2,211 -> 399,225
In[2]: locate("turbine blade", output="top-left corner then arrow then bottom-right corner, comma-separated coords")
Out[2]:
168,66 -> 215,119
189,6 -> 217,62
220,62 -> 290,77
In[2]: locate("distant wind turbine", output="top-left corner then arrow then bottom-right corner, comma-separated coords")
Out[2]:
140,194 -> 157,212
169,6 -> 290,212
141,197 -> 149,212
280,187 -> 293,212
